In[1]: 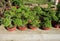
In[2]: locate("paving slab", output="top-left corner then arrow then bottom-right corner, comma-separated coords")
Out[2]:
0,25 -> 60,41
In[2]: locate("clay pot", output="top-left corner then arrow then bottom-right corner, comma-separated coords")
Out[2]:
29,26 -> 37,30
43,27 -> 50,30
51,21 -> 57,27
18,26 -> 27,31
6,26 -> 16,31
55,24 -> 60,28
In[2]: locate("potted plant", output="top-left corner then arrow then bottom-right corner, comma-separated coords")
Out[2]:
54,20 -> 60,28
13,18 -> 27,31
42,17 -> 52,30
29,19 -> 40,30
18,19 -> 28,31
3,17 -> 16,31
49,9 -> 59,28
55,3 -> 60,28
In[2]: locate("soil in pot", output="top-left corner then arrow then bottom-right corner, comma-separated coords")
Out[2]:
18,26 -> 27,31
5,26 -> 16,31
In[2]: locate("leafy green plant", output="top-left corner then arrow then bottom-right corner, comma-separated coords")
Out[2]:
55,3 -> 60,25
31,19 -> 40,27
3,17 -> 11,27
11,0 -> 23,6
10,6 -> 17,12
16,8 -> 22,13
22,19 -> 28,26
50,10 -> 58,21
42,17 -> 52,28
13,18 -> 23,26
4,9 -> 16,18
33,6 -> 43,16
4,10 -> 11,18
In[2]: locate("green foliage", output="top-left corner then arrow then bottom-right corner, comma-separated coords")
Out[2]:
42,17 -> 52,28
11,6 -> 17,12
13,18 -> 23,26
11,0 -> 23,6
33,6 -> 43,16
22,19 -> 28,26
2,0 -> 60,28
49,10 -> 58,21
3,18 -> 11,27
4,10 -> 11,18
28,15 -> 35,21
31,19 -> 40,27
4,10 -> 16,18
16,8 -> 22,13
57,3 -> 60,21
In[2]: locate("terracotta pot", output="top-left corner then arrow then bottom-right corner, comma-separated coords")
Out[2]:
6,26 -> 16,31
29,26 -> 37,30
59,24 -> 60,28
51,21 -> 57,27
55,24 -> 60,28
43,27 -> 50,30
18,26 -> 27,31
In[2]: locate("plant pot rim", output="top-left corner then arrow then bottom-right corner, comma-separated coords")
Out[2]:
6,26 -> 16,31
18,26 -> 27,31
42,27 -> 50,30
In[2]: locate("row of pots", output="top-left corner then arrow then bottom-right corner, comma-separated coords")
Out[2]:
4,24 -> 60,32
5,25 -> 37,31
